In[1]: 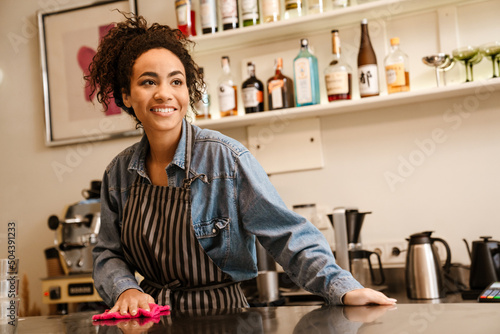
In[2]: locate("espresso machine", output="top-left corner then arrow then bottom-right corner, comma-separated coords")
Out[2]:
42,181 -> 103,313
328,207 -> 385,287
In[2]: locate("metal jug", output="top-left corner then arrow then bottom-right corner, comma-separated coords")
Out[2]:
405,231 -> 451,299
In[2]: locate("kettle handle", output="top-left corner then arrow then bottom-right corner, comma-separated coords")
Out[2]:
432,237 -> 452,272
367,251 -> 385,286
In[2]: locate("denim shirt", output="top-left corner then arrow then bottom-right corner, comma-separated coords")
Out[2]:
92,119 -> 362,307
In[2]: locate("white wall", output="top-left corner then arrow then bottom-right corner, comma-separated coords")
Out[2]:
1,0 -> 499,315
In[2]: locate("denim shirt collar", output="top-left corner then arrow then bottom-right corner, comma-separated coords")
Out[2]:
127,119 -> 188,177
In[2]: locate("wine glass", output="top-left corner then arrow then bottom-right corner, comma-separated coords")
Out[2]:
480,41 -> 500,78
422,54 -> 454,87
452,46 -> 482,82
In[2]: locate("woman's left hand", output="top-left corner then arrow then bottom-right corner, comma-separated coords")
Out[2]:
343,288 -> 397,306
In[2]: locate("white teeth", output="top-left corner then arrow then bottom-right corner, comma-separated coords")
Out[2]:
151,108 -> 175,113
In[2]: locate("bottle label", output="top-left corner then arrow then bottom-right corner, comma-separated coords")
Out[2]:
242,87 -> 262,107
221,0 -> 238,24
325,72 -> 349,95
200,0 -> 217,28
218,84 -> 236,112
294,58 -> 312,104
358,64 -> 379,96
285,0 -> 300,10
269,80 -> 284,109
242,0 -> 259,20
385,62 -> 405,86
262,0 -> 280,17
175,0 -> 189,26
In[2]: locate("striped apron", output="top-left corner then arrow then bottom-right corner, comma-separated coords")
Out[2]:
120,124 -> 247,311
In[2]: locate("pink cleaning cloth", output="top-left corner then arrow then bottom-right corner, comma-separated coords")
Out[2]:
92,303 -> 170,321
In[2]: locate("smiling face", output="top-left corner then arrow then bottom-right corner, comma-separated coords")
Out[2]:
122,48 -> 189,137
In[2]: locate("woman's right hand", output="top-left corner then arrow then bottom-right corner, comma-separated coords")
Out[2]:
109,289 -> 155,316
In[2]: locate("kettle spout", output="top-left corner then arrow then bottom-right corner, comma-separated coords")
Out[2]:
463,238 -> 471,260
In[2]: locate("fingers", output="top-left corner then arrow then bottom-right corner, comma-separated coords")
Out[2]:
371,290 -> 397,305
127,299 -> 139,316
111,289 -> 155,316
138,295 -> 154,312
343,288 -> 397,306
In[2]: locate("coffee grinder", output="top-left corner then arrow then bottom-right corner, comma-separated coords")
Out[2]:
328,207 -> 385,287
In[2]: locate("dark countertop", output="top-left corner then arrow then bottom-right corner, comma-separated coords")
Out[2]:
6,302 -> 500,333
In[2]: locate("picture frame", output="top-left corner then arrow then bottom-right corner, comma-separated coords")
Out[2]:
38,0 -> 141,146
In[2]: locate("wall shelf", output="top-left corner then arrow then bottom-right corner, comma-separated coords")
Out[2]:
194,78 -> 500,130
190,0 -> 480,54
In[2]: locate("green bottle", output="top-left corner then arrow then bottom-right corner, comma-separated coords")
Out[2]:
293,38 -> 320,107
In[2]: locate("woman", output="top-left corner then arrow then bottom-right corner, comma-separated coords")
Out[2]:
89,15 -> 396,315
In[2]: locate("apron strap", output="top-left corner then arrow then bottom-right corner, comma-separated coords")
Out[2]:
182,123 -> 199,189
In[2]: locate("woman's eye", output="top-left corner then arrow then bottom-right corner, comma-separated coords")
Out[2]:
141,79 -> 155,86
172,79 -> 183,86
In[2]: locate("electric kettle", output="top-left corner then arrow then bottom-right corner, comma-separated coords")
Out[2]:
405,231 -> 451,299
465,236 -> 500,290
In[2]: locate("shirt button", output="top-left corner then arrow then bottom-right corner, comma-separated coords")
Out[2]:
212,228 -> 217,233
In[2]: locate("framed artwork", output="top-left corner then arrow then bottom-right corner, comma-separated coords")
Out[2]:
38,0 -> 141,146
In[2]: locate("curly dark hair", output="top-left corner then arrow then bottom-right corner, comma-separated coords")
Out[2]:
86,13 -> 204,125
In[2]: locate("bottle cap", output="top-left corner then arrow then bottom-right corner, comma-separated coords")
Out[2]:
331,29 -> 339,33
300,38 -> 308,47
390,37 -> 400,46
361,18 -> 368,24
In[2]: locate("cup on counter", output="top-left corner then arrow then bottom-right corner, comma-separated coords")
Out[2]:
0,260 -> 18,276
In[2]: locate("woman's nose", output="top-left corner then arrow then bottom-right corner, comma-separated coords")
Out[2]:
154,83 -> 172,101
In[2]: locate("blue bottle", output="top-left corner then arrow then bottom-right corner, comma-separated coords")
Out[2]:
293,38 -> 320,107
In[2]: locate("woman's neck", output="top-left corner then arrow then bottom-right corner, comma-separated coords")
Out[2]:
145,125 -> 183,167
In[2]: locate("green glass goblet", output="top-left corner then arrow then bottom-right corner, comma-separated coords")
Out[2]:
452,46 -> 481,82
480,41 -> 500,78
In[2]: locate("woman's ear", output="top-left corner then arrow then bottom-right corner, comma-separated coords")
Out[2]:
122,88 -> 131,108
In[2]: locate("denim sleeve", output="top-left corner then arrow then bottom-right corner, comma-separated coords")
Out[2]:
235,152 -> 363,305
92,170 -> 142,307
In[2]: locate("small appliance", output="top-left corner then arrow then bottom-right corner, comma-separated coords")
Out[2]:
405,231 -> 451,299
328,207 -> 385,287
465,236 -> 500,290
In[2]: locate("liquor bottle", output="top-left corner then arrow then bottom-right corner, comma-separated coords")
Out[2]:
357,18 -> 379,98
284,0 -> 305,19
195,67 -> 211,119
293,38 -> 320,107
241,0 -> 260,26
262,0 -> 281,23
267,58 -> 295,110
242,62 -> 264,113
324,30 -> 352,101
200,0 -> 218,34
220,0 -> 239,30
308,0 -> 325,14
384,37 -> 410,94
217,56 -> 238,117
175,0 -> 196,37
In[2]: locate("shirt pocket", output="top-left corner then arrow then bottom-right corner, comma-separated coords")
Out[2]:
193,218 -> 231,269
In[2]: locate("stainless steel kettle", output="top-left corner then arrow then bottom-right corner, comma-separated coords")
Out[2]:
405,231 -> 451,299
